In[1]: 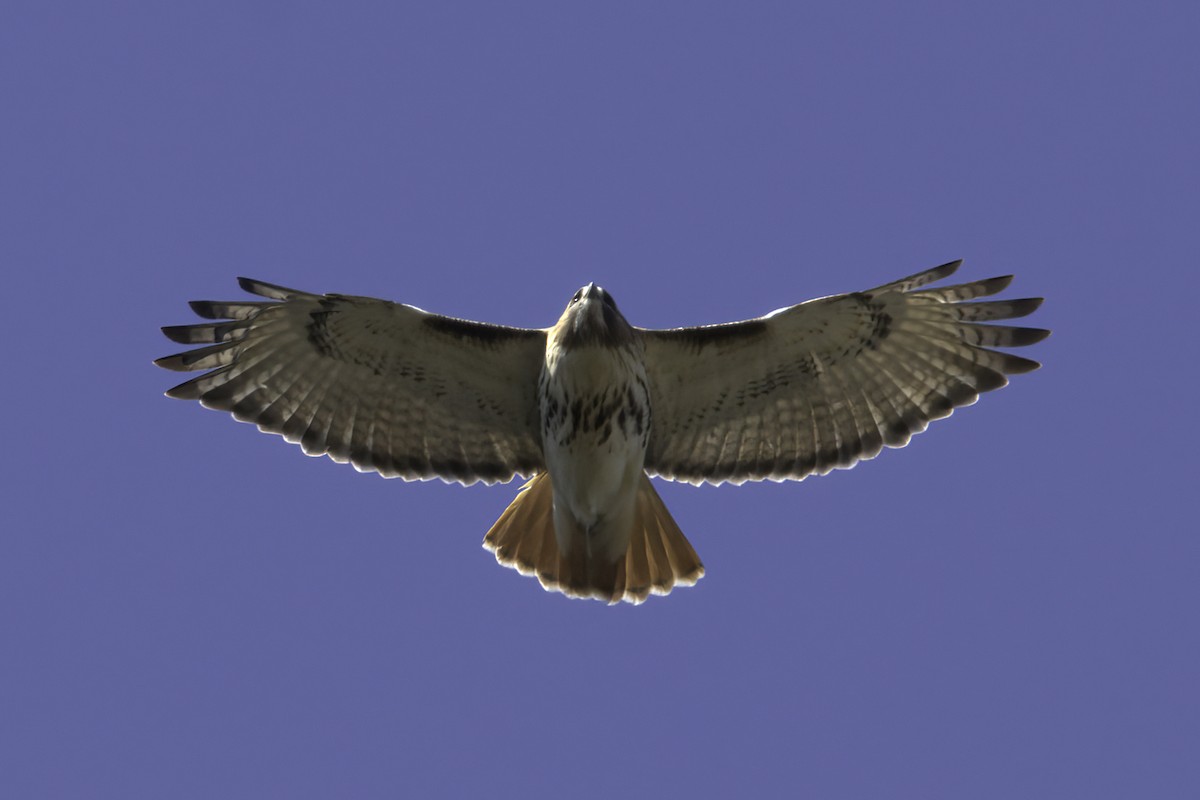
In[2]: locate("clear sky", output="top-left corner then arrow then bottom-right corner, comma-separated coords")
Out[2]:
3,2 -> 1197,798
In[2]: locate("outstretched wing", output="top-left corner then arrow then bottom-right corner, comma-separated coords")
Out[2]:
640,260 -> 1049,486
157,278 -> 547,485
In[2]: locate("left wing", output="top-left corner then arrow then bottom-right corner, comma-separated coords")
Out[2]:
157,278 -> 547,485
639,260 -> 1049,486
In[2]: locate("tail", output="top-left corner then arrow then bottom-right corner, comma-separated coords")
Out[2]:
483,473 -> 705,605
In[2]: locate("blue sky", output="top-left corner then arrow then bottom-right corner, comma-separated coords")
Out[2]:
2,2 -> 1197,798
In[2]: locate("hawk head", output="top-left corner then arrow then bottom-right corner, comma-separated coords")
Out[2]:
551,283 -> 636,348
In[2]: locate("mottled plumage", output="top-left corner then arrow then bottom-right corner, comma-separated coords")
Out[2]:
158,260 -> 1048,604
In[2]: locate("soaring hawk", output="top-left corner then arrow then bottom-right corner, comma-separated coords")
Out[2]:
157,260 -> 1047,604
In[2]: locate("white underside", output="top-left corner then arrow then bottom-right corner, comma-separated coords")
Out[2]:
545,431 -> 644,529
541,345 -> 648,562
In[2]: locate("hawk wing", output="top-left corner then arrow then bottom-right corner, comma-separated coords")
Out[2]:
157,278 -> 547,485
640,260 -> 1049,486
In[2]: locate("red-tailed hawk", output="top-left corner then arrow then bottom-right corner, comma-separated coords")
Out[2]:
157,260 -> 1047,604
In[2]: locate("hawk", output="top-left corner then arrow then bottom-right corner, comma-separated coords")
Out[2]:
157,260 -> 1047,604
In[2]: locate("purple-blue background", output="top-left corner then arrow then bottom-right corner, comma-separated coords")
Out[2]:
3,2 -> 1196,797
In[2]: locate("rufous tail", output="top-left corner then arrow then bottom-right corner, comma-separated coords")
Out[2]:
483,473 -> 704,605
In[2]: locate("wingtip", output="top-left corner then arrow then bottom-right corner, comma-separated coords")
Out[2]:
928,259 -> 964,282
163,380 -> 201,399
873,259 -> 966,294
188,300 -> 224,319
1018,327 -> 1052,346
154,352 -> 198,372
161,324 -> 194,344
1014,297 -> 1045,318
237,276 -> 308,300
1002,352 -> 1043,374
987,274 -> 1015,292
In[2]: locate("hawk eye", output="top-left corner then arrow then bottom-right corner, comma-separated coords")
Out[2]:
570,289 -> 583,305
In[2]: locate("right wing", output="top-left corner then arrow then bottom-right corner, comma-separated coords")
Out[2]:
157,278 -> 548,485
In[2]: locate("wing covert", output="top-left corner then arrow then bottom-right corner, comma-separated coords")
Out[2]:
640,261 -> 1049,486
157,278 -> 547,485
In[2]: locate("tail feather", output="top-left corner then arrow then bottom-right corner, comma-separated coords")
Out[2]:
640,494 -> 677,594
483,473 -> 704,605
486,472 -> 554,576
